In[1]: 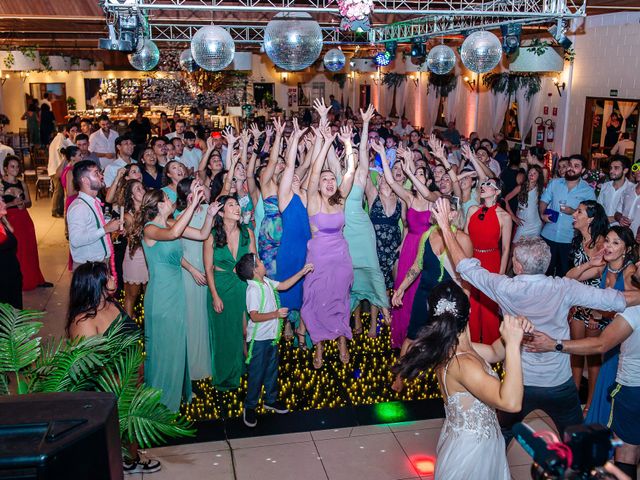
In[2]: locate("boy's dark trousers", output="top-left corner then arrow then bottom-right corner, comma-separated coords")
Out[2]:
245,340 -> 279,409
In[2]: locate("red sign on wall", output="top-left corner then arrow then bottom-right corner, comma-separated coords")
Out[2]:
552,107 -> 558,116
543,106 -> 549,115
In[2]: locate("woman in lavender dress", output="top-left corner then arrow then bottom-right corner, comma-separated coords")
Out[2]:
301,101 -> 357,369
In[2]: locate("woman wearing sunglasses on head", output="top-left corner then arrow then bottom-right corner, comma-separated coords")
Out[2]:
465,177 -> 513,344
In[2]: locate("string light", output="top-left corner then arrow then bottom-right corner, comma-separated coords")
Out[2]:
127,297 -> 501,422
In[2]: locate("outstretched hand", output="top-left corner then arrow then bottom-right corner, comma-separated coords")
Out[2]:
272,117 -> 285,136
221,126 -> 238,147
338,125 -> 353,144
432,197 -> 452,229
313,98 -> 331,119
360,104 -> 375,124
369,138 -> 385,154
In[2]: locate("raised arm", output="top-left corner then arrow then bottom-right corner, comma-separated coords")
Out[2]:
181,201 -> 222,241
461,144 -> 494,180
398,145 -> 440,202
306,128 -> 335,213
145,184 -> 204,242
221,126 -> 238,171
260,118 -> 284,189
431,197 -> 469,269
371,139 -> 412,205
279,118 -> 306,210
105,169 -> 126,204
338,125 -> 357,198
295,133 -> 315,182
198,137 -> 216,182
428,135 -> 462,198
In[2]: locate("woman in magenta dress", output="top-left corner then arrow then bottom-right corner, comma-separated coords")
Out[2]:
59,146 -> 82,213
465,178 -> 512,344
374,142 -> 439,350
301,104 -> 357,369
2,156 -> 50,290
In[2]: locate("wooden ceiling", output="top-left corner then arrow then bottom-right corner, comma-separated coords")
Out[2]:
0,0 -> 637,69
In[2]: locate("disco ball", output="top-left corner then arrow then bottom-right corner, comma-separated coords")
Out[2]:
190,25 -> 235,72
460,31 -> 503,73
128,39 -> 160,71
323,48 -> 346,72
179,48 -> 198,72
427,44 -> 456,75
264,12 -> 322,71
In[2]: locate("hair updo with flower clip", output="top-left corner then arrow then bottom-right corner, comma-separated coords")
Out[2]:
392,280 -> 470,381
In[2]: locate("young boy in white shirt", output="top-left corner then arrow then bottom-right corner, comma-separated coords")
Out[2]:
236,253 -> 314,428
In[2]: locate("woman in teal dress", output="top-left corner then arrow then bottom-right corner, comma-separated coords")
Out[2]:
161,160 -> 186,204
175,178 -> 213,381
131,184 -> 217,411
204,195 -> 257,391
346,105 -> 390,337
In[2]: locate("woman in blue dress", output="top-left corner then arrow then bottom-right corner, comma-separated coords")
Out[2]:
275,119 -> 311,346
566,225 -> 638,422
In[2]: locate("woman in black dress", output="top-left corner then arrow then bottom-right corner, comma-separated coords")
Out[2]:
0,198 -> 22,309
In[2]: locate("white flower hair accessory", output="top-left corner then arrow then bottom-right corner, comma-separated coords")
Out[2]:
434,298 -> 458,316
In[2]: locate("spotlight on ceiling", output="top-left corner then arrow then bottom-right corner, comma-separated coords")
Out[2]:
385,41 -> 398,60
410,38 -> 426,58
548,20 -> 572,49
500,23 -> 522,55
99,9 -> 144,52
374,51 -> 392,67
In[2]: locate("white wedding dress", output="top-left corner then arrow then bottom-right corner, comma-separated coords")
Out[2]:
435,352 -> 510,480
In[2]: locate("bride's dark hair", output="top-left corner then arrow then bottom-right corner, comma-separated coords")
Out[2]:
392,281 -> 470,380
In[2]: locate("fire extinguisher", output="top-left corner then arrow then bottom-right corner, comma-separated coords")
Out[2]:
534,117 -> 545,148
545,119 -> 555,143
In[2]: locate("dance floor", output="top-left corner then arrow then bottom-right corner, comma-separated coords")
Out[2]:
25,189 -> 640,479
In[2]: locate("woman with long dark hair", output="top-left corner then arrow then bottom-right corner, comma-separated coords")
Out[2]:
130,184 -> 217,411
506,165 -> 545,242
2,156 -> 50,290
566,200 -> 608,414
57,146 -> 82,213
566,225 -> 638,424
121,179 -> 148,319
161,160 -> 186,204
140,147 -> 164,190
393,281 -> 530,480
203,195 -> 257,390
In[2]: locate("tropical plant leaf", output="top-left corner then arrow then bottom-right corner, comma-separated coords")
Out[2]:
0,373 -> 9,395
123,386 -> 195,449
0,303 -> 43,374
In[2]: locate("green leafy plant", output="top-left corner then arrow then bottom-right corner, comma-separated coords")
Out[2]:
564,47 -> 576,63
0,304 -> 195,452
3,52 -> 15,70
428,73 -> 457,98
526,38 -> 551,56
483,72 -> 542,101
66,96 -> 77,110
18,47 -> 37,62
332,73 -> 348,89
39,53 -> 51,71
381,72 -> 406,88
70,57 -> 80,67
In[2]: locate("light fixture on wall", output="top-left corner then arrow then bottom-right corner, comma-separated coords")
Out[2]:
370,72 -> 380,85
409,74 -> 419,87
553,77 -> 565,96
463,75 -> 476,92
281,72 -> 288,83
0,73 -> 9,85
348,71 -> 356,83
19,71 -> 30,83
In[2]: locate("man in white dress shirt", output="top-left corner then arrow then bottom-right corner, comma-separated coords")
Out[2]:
89,114 -> 119,165
103,135 -> 137,188
618,161 -> 640,241
598,155 -> 633,225
48,123 -> 77,217
430,198 -> 640,447
151,136 -> 169,167
0,140 -> 15,172
166,119 -> 186,140
610,132 -> 635,156
67,160 -> 120,270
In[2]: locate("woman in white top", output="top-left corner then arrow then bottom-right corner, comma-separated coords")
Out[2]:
393,278 -> 531,480
505,165 -> 544,242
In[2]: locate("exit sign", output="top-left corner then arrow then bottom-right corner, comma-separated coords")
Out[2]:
610,89 -> 618,97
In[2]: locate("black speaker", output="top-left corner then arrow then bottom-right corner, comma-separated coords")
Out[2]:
0,392 -> 123,480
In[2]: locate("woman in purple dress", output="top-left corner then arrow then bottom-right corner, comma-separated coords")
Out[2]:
302,100 -> 357,369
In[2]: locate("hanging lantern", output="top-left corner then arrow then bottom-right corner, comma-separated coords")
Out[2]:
264,12 -> 323,71
427,44 -> 456,75
190,25 -> 235,72
460,31 -> 503,74
128,39 -> 160,71
179,48 -> 198,72
323,48 -> 346,72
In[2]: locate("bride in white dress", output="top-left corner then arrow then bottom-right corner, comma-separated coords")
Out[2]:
393,280 -> 532,480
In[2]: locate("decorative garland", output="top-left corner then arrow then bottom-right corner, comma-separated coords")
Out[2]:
525,39 -> 575,63
332,73 -> 348,89
482,72 -> 542,101
382,72 -> 406,88
337,0 -> 374,20
428,73 -> 457,98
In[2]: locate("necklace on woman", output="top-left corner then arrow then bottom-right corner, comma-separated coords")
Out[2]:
608,261 -> 630,274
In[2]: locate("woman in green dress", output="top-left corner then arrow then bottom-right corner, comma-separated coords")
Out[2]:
204,194 -> 257,391
175,178 -> 213,381
130,183 -> 218,411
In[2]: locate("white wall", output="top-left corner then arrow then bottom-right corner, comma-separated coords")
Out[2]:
558,12 -> 640,156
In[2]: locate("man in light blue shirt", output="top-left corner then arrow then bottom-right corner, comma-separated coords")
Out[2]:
539,154 -> 595,276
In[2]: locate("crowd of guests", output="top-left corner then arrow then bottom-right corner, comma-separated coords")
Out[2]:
2,98 -> 640,478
